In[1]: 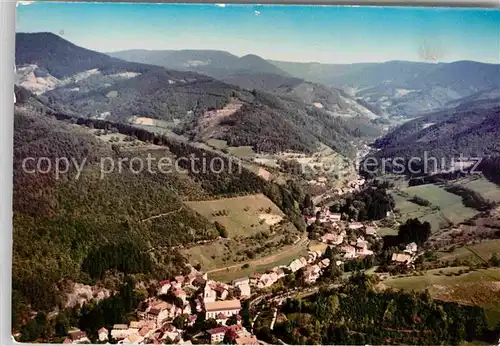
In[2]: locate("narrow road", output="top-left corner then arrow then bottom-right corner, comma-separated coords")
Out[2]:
140,206 -> 183,222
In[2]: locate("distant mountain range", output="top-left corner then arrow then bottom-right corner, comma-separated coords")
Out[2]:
110,48 -> 500,118
16,32 -> 500,160
108,49 -> 292,79
272,59 -> 500,118
15,32 -> 381,156
108,49 -> 379,118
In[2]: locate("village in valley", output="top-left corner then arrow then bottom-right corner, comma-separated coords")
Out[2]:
60,175 -> 422,346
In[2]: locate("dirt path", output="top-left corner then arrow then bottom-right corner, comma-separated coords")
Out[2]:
140,206 -> 183,222
206,234 -> 309,274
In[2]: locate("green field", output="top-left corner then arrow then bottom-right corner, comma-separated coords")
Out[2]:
206,139 -> 229,150
208,243 -> 309,282
392,184 -> 479,230
456,177 -> 500,203
391,190 -> 450,231
377,227 -> 400,236
205,139 -> 256,160
181,234 -> 308,281
185,194 -> 285,237
436,239 -> 500,265
227,146 -> 256,159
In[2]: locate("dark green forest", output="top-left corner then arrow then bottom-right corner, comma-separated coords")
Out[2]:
269,274 -> 499,345
12,107 -> 308,329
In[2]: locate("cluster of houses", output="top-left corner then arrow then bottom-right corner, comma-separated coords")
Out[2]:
305,206 -> 342,226
248,250 -> 331,287
61,268 -> 261,345
331,177 -> 366,196
206,324 -> 258,345
391,242 -> 419,265
306,205 -> 380,262
308,176 -> 366,195
62,330 -> 91,344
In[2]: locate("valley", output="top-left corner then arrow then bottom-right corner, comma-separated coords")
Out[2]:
11,27 -> 500,346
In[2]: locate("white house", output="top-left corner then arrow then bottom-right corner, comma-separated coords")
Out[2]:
289,259 -> 304,273
98,328 -> 108,342
158,280 -> 171,295
258,273 -> 275,288
205,300 -> 241,320
206,326 -> 227,344
319,258 -> 330,269
111,325 -> 130,340
305,216 -> 316,226
349,222 -> 364,230
304,265 -> 321,284
404,242 -> 418,254
233,277 -> 251,298
392,253 -> 412,264
342,245 -> 357,259
203,284 -> 217,304
236,284 -> 251,298
148,307 -> 170,328
68,331 -> 90,344
365,226 -> 377,236
320,233 -> 343,245
232,277 -> 250,287
299,257 -> 308,268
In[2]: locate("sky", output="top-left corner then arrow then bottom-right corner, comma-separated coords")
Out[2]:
16,2 -> 500,64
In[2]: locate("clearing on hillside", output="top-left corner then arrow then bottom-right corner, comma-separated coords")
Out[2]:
180,227 -> 304,275
185,193 -> 285,237
206,236 -> 310,283
390,190 -> 450,231
435,239 -> 500,265
455,176 -> 500,203
395,184 -> 479,229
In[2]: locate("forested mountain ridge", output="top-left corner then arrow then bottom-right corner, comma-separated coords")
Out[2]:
109,49 -> 380,120
271,59 -> 500,118
15,33 -> 381,156
16,32 -> 159,79
366,96 -> 500,174
108,49 -> 292,79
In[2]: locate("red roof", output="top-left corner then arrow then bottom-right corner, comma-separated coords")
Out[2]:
148,308 -> 160,316
63,338 -> 72,344
69,331 -> 86,341
207,326 -> 228,335
98,327 -> 108,334
214,285 -> 227,293
228,324 -> 242,332
159,280 -> 170,287
172,289 -> 185,297
139,327 -> 150,337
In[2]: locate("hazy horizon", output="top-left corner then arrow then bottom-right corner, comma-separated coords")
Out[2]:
16,3 -> 500,64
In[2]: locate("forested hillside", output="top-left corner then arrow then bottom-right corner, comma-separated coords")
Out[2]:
108,49 -> 292,79
12,97 -> 311,325
366,97 -> 500,174
271,59 -> 500,118
16,33 -> 378,157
